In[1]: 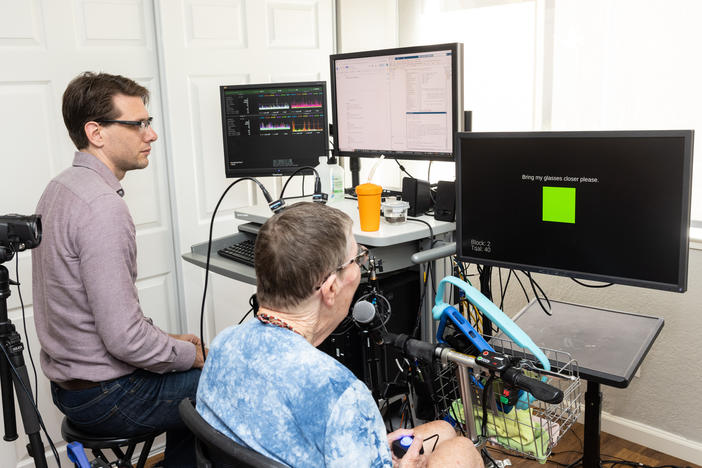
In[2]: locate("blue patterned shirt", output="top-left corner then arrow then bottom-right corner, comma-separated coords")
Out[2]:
196,320 -> 392,467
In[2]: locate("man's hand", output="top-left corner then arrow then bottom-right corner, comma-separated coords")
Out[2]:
388,429 -> 426,468
192,341 -> 207,369
169,333 -> 200,345
170,333 -> 208,369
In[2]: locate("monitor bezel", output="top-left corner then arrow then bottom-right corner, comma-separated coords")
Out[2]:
329,42 -> 464,161
455,129 -> 694,292
220,81 -> 329,178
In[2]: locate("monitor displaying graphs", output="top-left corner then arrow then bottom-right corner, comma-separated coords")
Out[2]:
220,82 -> 328,177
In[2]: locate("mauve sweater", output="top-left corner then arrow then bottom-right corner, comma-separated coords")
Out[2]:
32,152 -> 194,383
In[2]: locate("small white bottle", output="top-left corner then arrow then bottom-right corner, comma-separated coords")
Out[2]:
315,156 -> 345,202
315,156 -> 332,200
327,155 -> 345,203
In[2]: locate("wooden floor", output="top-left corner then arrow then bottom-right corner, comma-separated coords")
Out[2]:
144,452 -> 164,468
485,423 -> 700,468
144,424 -> 698,467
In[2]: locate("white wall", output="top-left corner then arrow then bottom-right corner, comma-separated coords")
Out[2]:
336,0 -> 397,53
386,0 -> 702,462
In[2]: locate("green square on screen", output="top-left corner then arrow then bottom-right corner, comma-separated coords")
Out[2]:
542,186 -> 576,223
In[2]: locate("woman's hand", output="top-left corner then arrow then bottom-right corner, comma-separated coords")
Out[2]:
387,429 -> 426,468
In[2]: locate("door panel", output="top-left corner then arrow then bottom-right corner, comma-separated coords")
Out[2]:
0,0 -> 336,464
0,1 -> 178,465
155,0 -> 335,338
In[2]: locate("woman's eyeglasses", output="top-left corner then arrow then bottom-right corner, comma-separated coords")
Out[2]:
334,245 -> 369,273
315,245 -> 369,290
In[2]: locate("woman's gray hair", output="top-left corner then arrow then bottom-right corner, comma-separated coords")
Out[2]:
254,202 -> 353,310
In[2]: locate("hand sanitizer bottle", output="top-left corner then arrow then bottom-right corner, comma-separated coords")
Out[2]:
327,155 -> 345,202
315,155 -> 345,202
315,156 -> 332,199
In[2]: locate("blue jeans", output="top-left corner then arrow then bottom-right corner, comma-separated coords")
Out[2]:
51,368 -> 201,468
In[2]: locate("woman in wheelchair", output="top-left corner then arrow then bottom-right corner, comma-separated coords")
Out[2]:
196,203 -> 482,467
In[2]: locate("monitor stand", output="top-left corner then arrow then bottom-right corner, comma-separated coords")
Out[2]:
495,299 -> 664,468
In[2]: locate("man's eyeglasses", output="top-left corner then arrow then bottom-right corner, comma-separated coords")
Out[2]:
315,245 -> 369,290
95,117 -> 153,130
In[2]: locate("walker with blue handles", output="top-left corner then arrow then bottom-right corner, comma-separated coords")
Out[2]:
432,276 -> 551,411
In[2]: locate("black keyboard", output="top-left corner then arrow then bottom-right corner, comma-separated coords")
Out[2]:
217,239 -> 256,266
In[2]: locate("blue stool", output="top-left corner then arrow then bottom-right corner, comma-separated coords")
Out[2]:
61,417 -> 162,468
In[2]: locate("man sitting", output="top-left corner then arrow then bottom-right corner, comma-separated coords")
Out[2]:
33,72 -> 204,467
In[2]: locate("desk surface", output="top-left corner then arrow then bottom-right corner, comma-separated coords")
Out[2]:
234,198 -> 455,247
183,233 -> 257,285
502,299 -> 664,388
183,198 -> 455,283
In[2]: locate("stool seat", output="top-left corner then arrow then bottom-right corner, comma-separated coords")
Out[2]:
61,417 -> 162,468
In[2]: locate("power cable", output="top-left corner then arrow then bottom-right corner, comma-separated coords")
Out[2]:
394,159 -> 415,179
199,177 -> 274,358
525,271 -> 552,316
15,254 -> 39,407
571,278 -> 614,288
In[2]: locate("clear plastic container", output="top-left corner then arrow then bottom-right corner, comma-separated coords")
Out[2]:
381,199 -> 410,224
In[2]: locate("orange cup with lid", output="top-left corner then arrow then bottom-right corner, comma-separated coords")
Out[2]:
356,183 -> 382,231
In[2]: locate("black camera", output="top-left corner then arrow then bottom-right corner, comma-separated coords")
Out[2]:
0,214 -> 42,251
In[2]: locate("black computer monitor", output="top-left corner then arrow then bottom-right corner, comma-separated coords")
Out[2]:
330,43 -> 463,161
220,81 -> 329,177
456,130 -> 694,292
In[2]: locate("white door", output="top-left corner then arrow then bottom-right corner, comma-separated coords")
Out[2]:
0,1 -> 179,465
155,0 -> 336,339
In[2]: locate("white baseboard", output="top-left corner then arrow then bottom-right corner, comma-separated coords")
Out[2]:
600,411 -> 702,465
147,437 -> 167,462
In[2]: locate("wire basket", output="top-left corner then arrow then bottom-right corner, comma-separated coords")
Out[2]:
431,336 -> 582,461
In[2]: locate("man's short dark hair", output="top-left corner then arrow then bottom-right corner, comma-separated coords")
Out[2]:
254,203 -> 353,310
62,72 -> 149,150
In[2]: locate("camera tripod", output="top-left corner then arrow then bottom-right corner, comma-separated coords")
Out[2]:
0,262 -> 48,467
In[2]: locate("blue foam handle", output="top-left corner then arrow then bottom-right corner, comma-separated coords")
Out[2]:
436,304 -> 530,411
67,441 -> 91,468
432,276 -> 550,371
